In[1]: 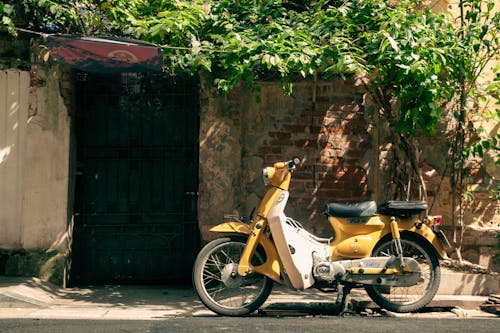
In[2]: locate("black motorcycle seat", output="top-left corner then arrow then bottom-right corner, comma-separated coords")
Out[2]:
324,201 -> 377,218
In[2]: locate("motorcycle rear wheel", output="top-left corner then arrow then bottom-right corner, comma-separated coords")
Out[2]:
192,237 -> 273,316
364,234 -> 441,313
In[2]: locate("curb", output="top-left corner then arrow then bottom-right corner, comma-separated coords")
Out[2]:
438,271 -> 499,296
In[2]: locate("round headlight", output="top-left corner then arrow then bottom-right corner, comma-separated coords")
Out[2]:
263,168 -> 269,186
262,167 -> 275,186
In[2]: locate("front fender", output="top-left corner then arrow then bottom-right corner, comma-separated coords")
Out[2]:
210,222 -> 252,235
210,222 -> 282,283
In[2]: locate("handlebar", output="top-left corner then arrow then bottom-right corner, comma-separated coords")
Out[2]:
264,158 -> 302,187
286,157 -> 301,171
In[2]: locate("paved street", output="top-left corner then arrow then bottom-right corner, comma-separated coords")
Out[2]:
0,276 -> 498,333
0,316 -> 499,333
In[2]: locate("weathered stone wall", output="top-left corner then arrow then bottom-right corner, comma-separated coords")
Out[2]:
458,229 -> 500,271
199,76 -> 375,239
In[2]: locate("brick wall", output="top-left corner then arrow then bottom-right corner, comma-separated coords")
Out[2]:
199,76 -> 376,238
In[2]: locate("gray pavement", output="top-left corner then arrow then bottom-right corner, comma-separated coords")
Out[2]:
0,269 -> 498,320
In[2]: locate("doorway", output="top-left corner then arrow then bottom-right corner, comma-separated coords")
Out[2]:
72,72 -> 199,284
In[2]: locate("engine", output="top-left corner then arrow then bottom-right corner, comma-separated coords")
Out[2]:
312,261 -> 346,283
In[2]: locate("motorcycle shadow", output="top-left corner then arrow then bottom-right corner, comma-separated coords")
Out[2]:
258,302 -> 456,318
259,299 -> 371,317
259,289 -> 456,317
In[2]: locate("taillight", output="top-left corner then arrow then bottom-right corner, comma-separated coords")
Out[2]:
427,215 -> 442,227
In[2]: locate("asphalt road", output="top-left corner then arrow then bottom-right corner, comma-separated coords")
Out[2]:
0,317 -> 498,333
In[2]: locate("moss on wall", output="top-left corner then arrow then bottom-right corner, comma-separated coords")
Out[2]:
0,249 -> 65,286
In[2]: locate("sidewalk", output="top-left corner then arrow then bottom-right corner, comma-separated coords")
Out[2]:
0,270 -> 498,320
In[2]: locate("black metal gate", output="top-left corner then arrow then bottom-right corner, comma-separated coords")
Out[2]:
72,72 -> 199,284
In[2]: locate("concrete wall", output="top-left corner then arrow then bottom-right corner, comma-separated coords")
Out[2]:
0,69 -> 29,249
19,65 -> 71,251
0,67 -> 71,250
0,64 -> 72,284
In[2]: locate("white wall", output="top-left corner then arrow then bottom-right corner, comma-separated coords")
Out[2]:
0,68 -> 71,250
0,69 -> 29,248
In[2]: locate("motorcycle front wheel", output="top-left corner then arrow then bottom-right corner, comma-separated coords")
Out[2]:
193,237 -> 273,316
364,234 -> 441,313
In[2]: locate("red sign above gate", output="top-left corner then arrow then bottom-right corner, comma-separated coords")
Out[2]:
46,35 -> 163,72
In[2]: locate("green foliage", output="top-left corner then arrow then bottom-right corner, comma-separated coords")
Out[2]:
198,1 -> 366,94
1,0 -> 101,33
96,1 -> 207,75
0,1 -> 15,34
1,0 -> 499,138
346,0 -> 456,134
448,0 -> 500,165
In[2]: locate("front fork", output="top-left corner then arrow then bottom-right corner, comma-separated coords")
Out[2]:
237,218 -> 268,276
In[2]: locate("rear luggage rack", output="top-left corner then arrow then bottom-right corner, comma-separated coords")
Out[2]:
377,200 -> 428,217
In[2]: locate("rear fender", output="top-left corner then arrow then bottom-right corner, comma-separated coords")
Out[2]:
409,225 -> 449,260
377,217 -> 449,260
376,227 -> 448,260
210,222 -> 282,283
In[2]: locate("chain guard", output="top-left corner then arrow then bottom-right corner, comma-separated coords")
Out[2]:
339,257 -> 422,287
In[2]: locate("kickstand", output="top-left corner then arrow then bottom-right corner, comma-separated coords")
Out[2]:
336,284 -> 354,317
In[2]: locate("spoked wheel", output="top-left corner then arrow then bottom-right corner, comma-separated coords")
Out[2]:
193,237 -> 273,316
365,234 -> 441,313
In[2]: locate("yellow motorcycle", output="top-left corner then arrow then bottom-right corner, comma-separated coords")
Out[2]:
193,158 -> 450,316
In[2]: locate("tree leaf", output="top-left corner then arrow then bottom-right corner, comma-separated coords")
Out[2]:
477,144 -> 484,157
381,30 -> 400,52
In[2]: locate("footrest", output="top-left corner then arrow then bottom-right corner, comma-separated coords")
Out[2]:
377,201 -> 427,217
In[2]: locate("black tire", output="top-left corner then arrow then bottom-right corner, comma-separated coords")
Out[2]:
365,234 -> 441,313
192,237 -> 273,316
